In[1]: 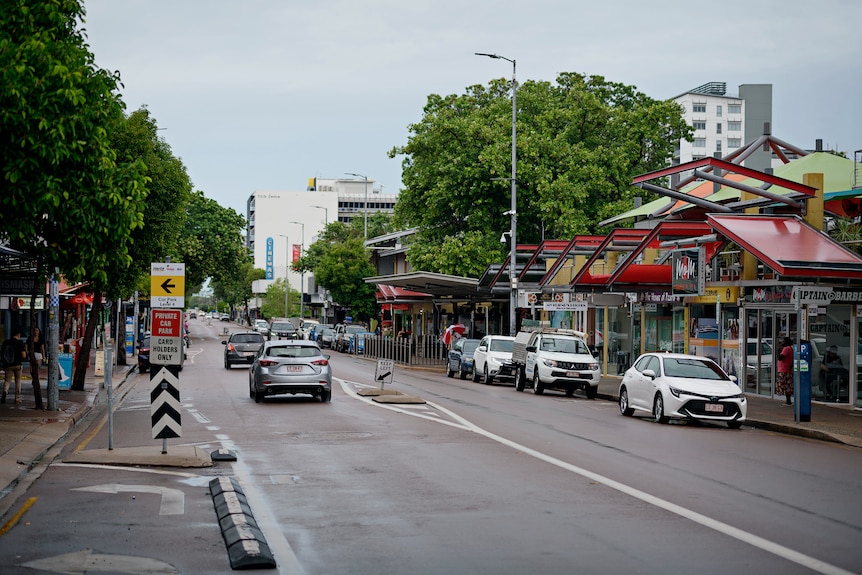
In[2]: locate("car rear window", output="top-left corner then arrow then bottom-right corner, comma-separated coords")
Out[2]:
268,346 -> 319,358
233,334 -> 264,344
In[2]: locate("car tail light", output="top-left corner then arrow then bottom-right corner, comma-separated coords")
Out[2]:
311,359 -> 329,366
228,343 -> 236,352
258,359 -> 278,367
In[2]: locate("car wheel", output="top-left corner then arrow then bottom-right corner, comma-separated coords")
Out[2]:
483,365 -> 494,385
254,387 -> 263,403
472,366 -> 480,382
585,384 -> 598,400
224,358 -> 230,369
249,384 -> 255,399
653,393 -> 668,424
727,420 -> 742,429
459,366 -> 468,380
532,370 -> 544,395
565,388 -> 574,397
321,390 -> 332,403
619,387 -> 634,416
515,367 -> 525,391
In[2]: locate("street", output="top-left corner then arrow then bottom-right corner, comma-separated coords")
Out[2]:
0,318 -> 860,575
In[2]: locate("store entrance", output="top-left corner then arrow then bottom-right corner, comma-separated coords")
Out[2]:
744,307 -> 797,397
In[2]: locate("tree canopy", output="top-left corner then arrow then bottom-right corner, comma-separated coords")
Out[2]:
389,73 -> 691,277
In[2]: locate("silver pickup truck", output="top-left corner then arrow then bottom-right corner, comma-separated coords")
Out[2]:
511,328 -> 601,398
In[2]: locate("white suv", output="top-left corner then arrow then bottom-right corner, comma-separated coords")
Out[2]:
516,330 -> 600,398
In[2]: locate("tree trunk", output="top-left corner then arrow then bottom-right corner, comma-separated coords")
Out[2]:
71,292 -> 101,391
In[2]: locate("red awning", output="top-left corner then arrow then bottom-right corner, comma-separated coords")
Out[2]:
375,284 -> 432,302
707,214 -> 862,279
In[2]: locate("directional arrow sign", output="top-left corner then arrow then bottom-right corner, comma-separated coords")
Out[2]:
72,483 -> 185,515
150,262 -> 186,308
151,366 -> 182,439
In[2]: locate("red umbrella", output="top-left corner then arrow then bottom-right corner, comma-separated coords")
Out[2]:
441,323 -> 466,345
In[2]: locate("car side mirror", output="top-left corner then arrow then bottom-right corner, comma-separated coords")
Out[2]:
526,345 -> 537,353
478,346 -> 487,351
642,369 -> 656,379
221,340 -> 227,345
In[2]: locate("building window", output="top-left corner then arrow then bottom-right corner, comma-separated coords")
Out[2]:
728,103 -> 741,114
692,121 -> 706,130
693,103 -> 707,113
728,138 -> 741,148
693,138 -> 707,148
716,105 -> 722,117
716,123 -> 722,134
716,141 -> 722,152
728,121 -> 742,132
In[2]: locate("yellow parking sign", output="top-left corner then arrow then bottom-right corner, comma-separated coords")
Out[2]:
150,262 -> 186,308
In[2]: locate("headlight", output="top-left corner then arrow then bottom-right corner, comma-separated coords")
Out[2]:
669,386 -> 684,398
543,359 -> 559,368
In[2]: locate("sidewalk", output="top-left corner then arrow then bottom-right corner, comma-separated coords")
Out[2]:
2,360 -> 861,505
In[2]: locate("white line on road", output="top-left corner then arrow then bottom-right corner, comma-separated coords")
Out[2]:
337,378 -> 854,575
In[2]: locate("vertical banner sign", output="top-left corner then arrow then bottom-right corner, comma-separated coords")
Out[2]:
266,237 -> 274,280
292,244 -> 301,264
671,249 -> 701,296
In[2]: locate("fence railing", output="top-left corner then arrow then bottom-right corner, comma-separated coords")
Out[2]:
354,334 -> 448,368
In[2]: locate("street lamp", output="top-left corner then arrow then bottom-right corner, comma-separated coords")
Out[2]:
311,205 -> 328,225
289,221 -> 305,319
345,172 -> 369,238
477,52 -> 517,336
278,234 -> 289,317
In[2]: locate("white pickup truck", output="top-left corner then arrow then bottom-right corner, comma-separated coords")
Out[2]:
511,328 -> 601,398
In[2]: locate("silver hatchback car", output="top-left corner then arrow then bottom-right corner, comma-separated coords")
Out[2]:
249,340 -> 332,403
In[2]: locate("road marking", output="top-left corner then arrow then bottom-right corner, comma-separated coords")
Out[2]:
337,377 -> 855,575
72,483 -> 184,515
23,549 -> 179,574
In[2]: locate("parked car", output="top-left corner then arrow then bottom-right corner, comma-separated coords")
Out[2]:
254,319 -> 270,337
511,328 -> 600,397
220,312 -> 230,321
299,319 -> 320,340
223,331 -> 266,369
137,336 -> 183,373
472,335 -> 516,384
618,352 -> 746,429
447,338 -> 481,380
346,331 -> 374,354
334,324 -> 368,352
269,320 -> 299,340
248,340 -> 332,402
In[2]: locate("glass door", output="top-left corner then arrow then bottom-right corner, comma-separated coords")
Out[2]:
745,308 -> 773,396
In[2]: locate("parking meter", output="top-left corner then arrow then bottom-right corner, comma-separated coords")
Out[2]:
794,340 -> 812,422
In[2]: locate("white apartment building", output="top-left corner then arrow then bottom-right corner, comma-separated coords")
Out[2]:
673,82 -> 773,173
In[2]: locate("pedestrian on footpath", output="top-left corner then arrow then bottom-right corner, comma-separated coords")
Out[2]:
1,329 -> 27,404
31,326 -> 46,369
776,336 -> 794,406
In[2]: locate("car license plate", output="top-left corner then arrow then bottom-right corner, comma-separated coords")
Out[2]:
705,403 -> 724,413
565,371 -> 580,378
284,365 -> 303,372
244,352 -> 255,357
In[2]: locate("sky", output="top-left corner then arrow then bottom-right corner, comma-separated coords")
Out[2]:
83,0 -> 862,216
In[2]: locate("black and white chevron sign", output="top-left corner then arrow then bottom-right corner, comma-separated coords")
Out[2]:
151,366 -> 182,439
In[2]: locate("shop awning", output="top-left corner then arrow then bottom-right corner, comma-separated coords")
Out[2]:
366,272 -> 481,301
707,214 -> 862,279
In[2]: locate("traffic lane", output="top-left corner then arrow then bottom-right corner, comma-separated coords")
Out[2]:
0,463 -> 227,574
327,353 -> 862,574
227,375 -> 818,575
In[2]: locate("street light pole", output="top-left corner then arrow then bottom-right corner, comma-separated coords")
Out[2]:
346,172 -> 369,238
289,221 -> 305,319
476,52 -> 517,336
311,205 -> 328,225
278,234 -> 289,317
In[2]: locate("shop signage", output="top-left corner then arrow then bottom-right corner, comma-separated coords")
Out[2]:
0,274 -> 36,295
790,286 -> 862,306
671,248 -> 705,296
544,301 -> 587,311
639,292 -> 680,303
688,286 -> 739,304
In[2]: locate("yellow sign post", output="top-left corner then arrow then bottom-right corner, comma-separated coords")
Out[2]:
150,262 -> 186,308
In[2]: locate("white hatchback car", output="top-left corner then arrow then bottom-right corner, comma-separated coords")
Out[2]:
472,335 -> 516,384
619,352 -> 746,429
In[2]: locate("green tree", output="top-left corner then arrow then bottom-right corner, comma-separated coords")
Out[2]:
260,278 -> 301,319
177,191 -> 248,289
213,263 -> 265,325
295,221 -> 378,321
389,73 -> 691,277
1,0 -> 150,400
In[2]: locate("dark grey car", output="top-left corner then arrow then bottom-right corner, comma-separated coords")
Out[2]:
223,332 -> 266,369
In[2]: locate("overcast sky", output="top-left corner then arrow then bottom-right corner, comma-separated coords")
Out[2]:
84,0 -> 862,216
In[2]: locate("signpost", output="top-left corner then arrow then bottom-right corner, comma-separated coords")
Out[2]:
148,262 -> 186,452
375,358 -> 394,389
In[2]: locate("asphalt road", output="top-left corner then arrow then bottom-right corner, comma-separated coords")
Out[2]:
0,318 -> 859,575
